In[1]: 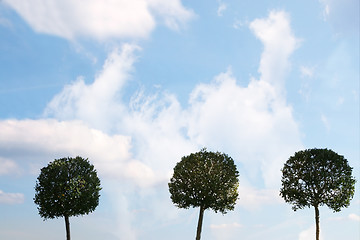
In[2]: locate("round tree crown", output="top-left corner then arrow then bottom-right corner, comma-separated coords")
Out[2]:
168,149 -> 239,214
34,156 -> 101,219
280,148 -> 356,212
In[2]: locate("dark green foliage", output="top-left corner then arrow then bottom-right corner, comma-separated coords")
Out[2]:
280,148 -> 355,212
169,148 -> 239,214
34,156 -> 101,220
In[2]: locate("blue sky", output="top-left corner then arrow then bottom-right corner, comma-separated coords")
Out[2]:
0,0 -> 359,239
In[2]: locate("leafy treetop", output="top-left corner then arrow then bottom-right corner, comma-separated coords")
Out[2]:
169,148 -> 239,214
280,148 -> 356,212
34,156 -> 101,220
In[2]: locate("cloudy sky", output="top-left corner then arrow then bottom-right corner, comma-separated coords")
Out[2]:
0,0 -> 359,239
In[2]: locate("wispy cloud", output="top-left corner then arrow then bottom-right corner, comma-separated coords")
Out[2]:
330,213 -> 360,222
0,157 -> 20,175
232,18 -> 247,29
321,113 -> 331,131
348,213 -> 360,222
319,0 -> 359,35
217,0 -> 227,17
210,222 -> 243,229
319,0 -> 330,21
0,190 -> 24,204
300,66 -> 314,78
298,65 -> 315,101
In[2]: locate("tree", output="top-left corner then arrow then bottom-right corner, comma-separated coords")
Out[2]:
280,148 -> 356,240
34,156 -> 101,240
168,149 -> 239,240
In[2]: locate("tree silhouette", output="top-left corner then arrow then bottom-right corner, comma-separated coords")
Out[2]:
169,149 -> 239,240
34,156 -> 101,240
280,148 -> 355,240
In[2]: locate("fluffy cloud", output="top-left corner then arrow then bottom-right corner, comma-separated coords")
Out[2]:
3,0 -> 194,40
187,69 -> 301,187
1,8 -> 301,194
0,119 -> 160,187
0,10 -> 303,238
0,190 -> 24,204
44,43 -> 197,182
188,10 -> 302,187
45,43 -> 138,132
44,40 -> 301,189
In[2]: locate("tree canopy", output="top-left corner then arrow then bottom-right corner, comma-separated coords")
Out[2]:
34,156 -> 101,240
280,148 -> 355,211
280,148 -> 355,240
169,148 -> 239,239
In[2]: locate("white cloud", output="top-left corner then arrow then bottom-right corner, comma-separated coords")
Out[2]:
233,18 -> 246,29
348,213 -> 360,222
237,185 -> 283,210
148,0 -> 195,31
250,11 -> 300,91
1,10 -> 302,191
186,11 -> 303,187
3,0 -> 194,40
45,43 -> 300,189
0,190 -> 24,204
210,221 -> 243,240
328,213 -> 360,223
210,222 -> 243,229
45,43 -> 139,132
320,0 -> 331,21
0,12 -> 303,239
217,0 -> 227,17
2,8 -> 301,194
299,225 -> 323,240
0,119 -> 162,187
0,157 -> 20,175
298,66 -> 315,101
187,69 -> 302,187
321,113 -> 331,131
44,43 -> 197,183
300,66 -> 314,78
319,0 -> 359,35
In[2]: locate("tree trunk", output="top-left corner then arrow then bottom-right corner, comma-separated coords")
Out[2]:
65,215 -> 71,240
196,206 -> 205,240
314,205 -> 320,240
